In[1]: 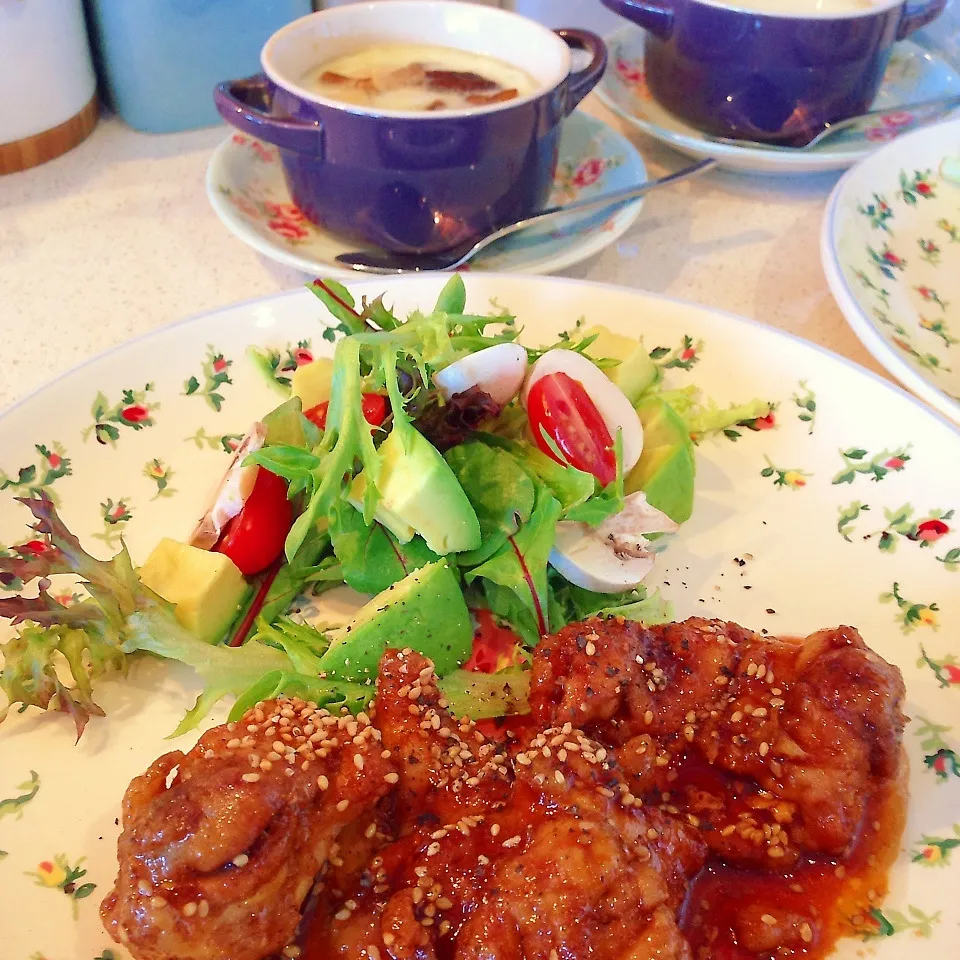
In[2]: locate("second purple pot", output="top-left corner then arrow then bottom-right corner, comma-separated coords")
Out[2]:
601,0 -> 945,143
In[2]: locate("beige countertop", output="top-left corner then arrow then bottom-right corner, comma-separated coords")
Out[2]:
0,96 -> 888,415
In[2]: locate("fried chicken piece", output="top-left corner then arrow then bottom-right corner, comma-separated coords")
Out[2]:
531,617 -> 907,866
101,698 -> 395,960
304,649 -> 707,960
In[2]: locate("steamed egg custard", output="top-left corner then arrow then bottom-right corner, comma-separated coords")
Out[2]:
302,42 -> 538,111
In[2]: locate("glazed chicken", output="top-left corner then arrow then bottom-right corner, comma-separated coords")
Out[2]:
100,699 -> 395,960
102,617 -> 908,960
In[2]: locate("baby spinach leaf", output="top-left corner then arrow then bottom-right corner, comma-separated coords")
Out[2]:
465,486 -> 561,638
329,501 -> 442,595
445,441 -> 536,567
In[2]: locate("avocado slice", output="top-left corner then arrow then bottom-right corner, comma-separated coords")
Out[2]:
138,538 -> 250,644
625,398 -> 696,524
318,559 -> 472,681
360,427 -> 482,555
583,324 -> 660,404
291,356 -> 334,410
437,668 -> 531,720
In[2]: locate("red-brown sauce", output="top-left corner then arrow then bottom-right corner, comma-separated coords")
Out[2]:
681,766 -> 907,958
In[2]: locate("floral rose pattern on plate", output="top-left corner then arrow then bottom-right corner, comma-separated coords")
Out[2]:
0,443 -> 72,504
913,716 -> 960,783
143,458 -> 175,499
27,854 -> 97,919
840,151 -> 960,409
83,385 -> 158,447
91,498 -> 133,549
184,347 -> 234,412
912,826 -> 960,866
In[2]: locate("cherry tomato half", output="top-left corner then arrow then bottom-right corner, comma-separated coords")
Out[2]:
304,393 -> 388,432
215,468 -> 292,576
526,371 -> 616,486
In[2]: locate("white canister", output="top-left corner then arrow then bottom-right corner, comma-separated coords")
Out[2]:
0,0 -> 97,169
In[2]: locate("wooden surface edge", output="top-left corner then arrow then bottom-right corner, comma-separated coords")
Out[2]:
0,95 -> 99,176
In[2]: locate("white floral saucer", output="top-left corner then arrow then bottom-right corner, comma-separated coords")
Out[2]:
822,117 -> 960,425
206,112 -> 647,277
597,27 -> 960,175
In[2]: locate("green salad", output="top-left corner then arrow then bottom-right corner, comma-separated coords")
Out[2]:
0,276 -> 770,738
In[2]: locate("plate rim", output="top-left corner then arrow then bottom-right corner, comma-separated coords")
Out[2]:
596,26 -> 955,175
205,111 -> 647,278
820,117 -> 960,427
3,273 -> 958,440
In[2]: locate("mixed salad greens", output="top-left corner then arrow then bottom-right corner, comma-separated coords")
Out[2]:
0,276 -> 770,739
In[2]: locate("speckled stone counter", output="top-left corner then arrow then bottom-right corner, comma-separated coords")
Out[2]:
0,97 -> 889,415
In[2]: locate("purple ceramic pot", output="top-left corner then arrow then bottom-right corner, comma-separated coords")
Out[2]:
214,1 -> 606,255
601,0 -> 945,143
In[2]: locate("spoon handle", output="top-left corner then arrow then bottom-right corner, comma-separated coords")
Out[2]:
475,158 -> 717,252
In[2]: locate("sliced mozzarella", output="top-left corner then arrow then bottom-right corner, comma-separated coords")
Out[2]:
433,342 -> 528,406
188,422 -> 267,549
522,349 -> 643,473
548,492 -> 678,593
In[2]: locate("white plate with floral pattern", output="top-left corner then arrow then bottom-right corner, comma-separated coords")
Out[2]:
205,111 -> 646,278
597,27 -> 960,175
1,275 -> 958,959
822,118 -> 960,425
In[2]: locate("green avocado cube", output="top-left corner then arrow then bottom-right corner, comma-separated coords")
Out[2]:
138,538 -> 249,644
318,559 -> 472,681
583,324 -> 660,404
625,397 -> 697,524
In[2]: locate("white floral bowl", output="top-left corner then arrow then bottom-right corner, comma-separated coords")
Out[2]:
822,118 -> 960,425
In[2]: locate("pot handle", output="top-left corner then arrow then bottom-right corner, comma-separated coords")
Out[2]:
598,0 -> 674,42
896,0 -> 946,39
213,74 -> 325,157
555,29 -> 608,113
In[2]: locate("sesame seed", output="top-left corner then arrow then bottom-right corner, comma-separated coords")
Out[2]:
800,923 -> 813,943
502,835 -> 521,848
182,902 -> 198,917
747,663 -> 758,677
759,742 -> 770,756
426,842 -> 441,856
760,914 -> 777,925
283,947 -> 302,959
554,770 -> 565,785
150,896 -> 167,909
317,775 -> 329,791
334,909 -> 351,922
336,799 -> 350,812
232,854 -> 250,868
756,664 -> 767,679
753,707 -> 768,718
585,641 -> 596,656
366,948 -> 380,960
384,772 -> 399,784
197,900 -> 209,918
491,823 -> 501,836
644,710 -> 654,725
720,825 -> 736,837
365,823 -> 378,840
354,754 -> 364,771
241,773 -> 260,783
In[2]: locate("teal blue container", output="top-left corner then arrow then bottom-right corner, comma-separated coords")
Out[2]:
84,0 -> 314,133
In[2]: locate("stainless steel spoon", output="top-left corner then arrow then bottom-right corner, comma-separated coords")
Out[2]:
704,94 -> 960,151
335,158 -> 716,274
